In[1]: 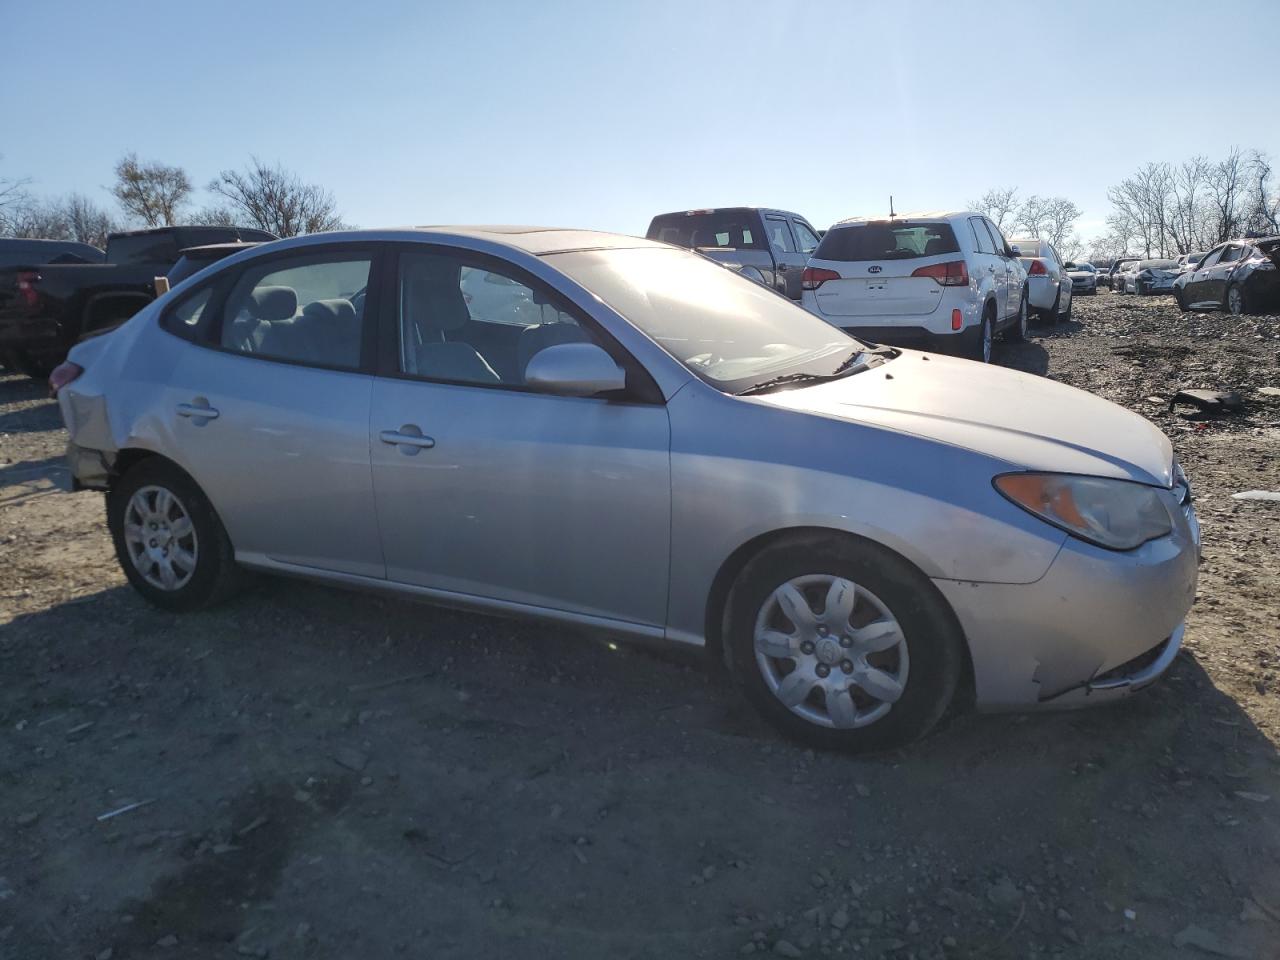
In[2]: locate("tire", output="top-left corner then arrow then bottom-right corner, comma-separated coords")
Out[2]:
107,458 -> 243,611
1058,288 -> 1072,323
1005,290 -> 1029,342
1226,283 -> 1249,316
1174,289 -> 1189,312
964,308 -> 994,363
723,534 -> 964,752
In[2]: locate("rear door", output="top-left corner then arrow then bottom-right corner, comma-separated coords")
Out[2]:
986,220 -> 1020,318
807,221 -> 960,322
763,216 -> 806,299
165,243 -> 385,578
1203,244 -> 1242,306
1184,246 -> 1222,306
969,218 -> 1006,318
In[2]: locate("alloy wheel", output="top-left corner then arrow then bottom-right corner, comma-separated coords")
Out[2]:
1227,286 -> 1244,315
753,574 -> 909,729
982,315 -> 993,363
123,485 -> 199,591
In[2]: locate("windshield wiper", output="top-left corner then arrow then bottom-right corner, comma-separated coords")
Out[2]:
737,350 -> 882,396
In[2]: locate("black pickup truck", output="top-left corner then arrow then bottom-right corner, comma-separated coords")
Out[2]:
0,224 -> 275,378
645,207 -> 824,300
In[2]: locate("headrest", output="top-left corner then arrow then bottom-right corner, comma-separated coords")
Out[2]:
301,298 -> 357,327
402,256 -> 470,333
247,286 -> 297,321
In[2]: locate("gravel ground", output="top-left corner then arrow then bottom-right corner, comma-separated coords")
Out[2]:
1,291 -> 1278,960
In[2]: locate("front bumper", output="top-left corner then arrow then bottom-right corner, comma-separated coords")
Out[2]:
1136,278 -> 1176,294
934,500 -> 1199,710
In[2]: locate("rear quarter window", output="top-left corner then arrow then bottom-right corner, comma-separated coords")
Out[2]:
813,222 -> 959,262
647,213 -> 763,250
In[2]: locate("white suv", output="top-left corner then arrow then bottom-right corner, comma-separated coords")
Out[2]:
801,212 -> 1029,363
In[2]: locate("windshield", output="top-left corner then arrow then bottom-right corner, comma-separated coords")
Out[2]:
547,246 -> 871,394
1138,259 -> 1178,270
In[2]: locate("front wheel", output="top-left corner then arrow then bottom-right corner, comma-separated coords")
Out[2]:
724,536 -> 964,752
107,458 -> 243,611
1174,288 -> 1190,312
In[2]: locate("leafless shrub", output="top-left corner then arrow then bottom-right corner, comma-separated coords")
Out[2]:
207,158 -> 344,238
110,153 -> 192,227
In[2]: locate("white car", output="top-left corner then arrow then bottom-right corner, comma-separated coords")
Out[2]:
801,211 -> 1029,364
1010,238 -> 1073,322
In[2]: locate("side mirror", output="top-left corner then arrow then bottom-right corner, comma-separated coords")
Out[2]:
1064,261 -> 1076,269
1008,245 -> 1022,257
525,342 -> 626,397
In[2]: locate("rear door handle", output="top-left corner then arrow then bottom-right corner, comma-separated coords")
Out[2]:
380,427 -> 436,451
176,401 -> 219,420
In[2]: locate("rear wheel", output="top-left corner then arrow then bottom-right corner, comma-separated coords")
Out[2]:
107,458 -> 243,611
964,308 -> 994,363
724,536 -> 964,752
1226,283 -> 1249,316
1058,287 -> 1072,323
1005,290 -> 1028,342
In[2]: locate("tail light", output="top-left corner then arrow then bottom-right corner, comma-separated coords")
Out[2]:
801,267 -> 840,290
1026,259 -> 1048,276
48,361 -> 83,398
910,260 -> 969,286
16,270 -> 40,308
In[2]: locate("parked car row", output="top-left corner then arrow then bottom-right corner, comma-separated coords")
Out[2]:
0,225 -> 275,378
1173,236 -> 1280,314
50,225 -> 1200,751
650,208 -> 1039,363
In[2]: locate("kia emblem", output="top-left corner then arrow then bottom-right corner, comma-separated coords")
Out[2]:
868,265 -> 882,274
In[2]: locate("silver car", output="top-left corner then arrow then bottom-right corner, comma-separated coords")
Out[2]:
52,228 -> 1200,751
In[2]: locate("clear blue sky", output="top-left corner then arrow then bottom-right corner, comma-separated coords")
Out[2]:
3,0 -> 1278,242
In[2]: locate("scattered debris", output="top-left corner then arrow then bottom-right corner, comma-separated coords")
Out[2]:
1233,791 -> 1270,803
96,799 -> 156,822
346,671 -> 433,693
333,746 -> 370,772
772,940 -> 802,958
1231,490 -> 1280,502
1172,923 -> 1246,957
1168,389 -> 1244,415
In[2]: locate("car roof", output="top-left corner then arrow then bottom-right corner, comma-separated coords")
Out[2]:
243,226 -> 664,258
178,242 -> 262,257
830,211 -> 976,226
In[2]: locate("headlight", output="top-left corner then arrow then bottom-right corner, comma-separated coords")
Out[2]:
994,473 -> 1174,550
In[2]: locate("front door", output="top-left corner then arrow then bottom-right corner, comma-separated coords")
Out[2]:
1183,246 -> 1222,306
1202,244 -> 1241,307
166,245 -> 385,578
369,244 -> 671,627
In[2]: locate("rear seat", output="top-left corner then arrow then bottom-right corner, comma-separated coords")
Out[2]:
227,285 -> 297,353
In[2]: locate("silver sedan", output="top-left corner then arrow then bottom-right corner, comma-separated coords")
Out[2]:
52,228 -> 1200,751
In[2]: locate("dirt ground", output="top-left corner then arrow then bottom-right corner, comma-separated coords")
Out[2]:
2,291 -> 1279,960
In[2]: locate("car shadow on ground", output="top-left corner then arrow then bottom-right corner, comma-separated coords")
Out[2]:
4,578 -> 1279,959
0,373 -> 60,434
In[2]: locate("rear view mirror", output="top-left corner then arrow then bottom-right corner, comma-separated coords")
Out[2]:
525,342 -> 626,397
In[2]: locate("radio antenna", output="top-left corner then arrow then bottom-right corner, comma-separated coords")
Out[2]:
889,195 -> 896,219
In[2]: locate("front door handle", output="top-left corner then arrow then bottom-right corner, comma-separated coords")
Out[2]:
380,426 -> 436,452
176,401 -> 219,421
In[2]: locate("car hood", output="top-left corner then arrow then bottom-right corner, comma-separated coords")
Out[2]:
754,351 -> 1174,486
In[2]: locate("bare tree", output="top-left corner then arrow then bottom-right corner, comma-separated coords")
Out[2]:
207,158 -> 344,237
1167,156 -> 1209,254
111,153 -> 191,226
7,198 -> 70,240
0,157 -> 33,235
968,187 -> 1020,231
188,205 -> 240,227
1107,163 -> 1175,257
1014,195 -> 1082,248
63,193 -> 117,247
1206,147 -> 1246,244
1242,150 -> 1279,236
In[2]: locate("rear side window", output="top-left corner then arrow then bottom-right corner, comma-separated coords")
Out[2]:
765,217 -> 796,253
791,220 -> 821,255
1218,245 -> 1242,264
814,222 -> 960,262
218,253 -> 372,369
106,233 -> 181,265
969,219 -> 995,254
161,287 -> 216,341
647,212 -> 763,250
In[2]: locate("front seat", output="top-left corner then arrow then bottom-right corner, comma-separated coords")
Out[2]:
402,257 -> 499,382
